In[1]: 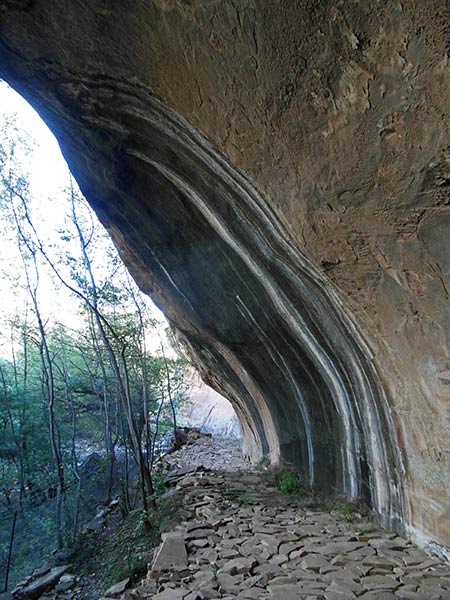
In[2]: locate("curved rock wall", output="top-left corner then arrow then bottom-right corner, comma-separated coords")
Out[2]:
0,0 -> 449,548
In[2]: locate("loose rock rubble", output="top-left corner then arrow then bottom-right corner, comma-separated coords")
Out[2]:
107,438 -> 450,600
14,437 -> 449,600
154,436 -> 247,474
12,566 -> 77,599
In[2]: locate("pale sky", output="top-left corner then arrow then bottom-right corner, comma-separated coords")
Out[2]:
0,80 -> 169,358
0,80 -> 70,198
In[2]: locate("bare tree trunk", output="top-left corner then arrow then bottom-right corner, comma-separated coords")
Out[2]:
120,407 -> 130,517
0,363 -> 25,512
9,180 -> 156,528
3,510 -> 17,593
35,315 -> 64,549
68,193 -> 155,522
160,341 -> 178,447
151,387 -> 166,467
11,197 -> 65,549
128,287 -> 153,473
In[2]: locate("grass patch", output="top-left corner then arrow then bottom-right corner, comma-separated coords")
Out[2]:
276,470 -> 307,496
221,488 -> 251,505
331,499 -> 363,521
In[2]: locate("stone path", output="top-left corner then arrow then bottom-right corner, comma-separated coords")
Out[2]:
113,438 -> 450,600
155,436 -> 248,473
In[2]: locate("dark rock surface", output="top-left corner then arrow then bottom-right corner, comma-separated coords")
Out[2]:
0,0 -> 449,549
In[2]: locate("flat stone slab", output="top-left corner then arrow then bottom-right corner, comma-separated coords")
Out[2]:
152,589 -> 189,600
119,438 -> 450,600
103,577 -> 129,597
151,531 -> 188,574
14,565 -> 70,599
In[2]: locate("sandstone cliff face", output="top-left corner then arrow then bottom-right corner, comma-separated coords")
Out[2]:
179,372 -> 240,438
0,1 -> 449,548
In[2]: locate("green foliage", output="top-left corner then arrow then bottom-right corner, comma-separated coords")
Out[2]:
237,494 -> 249,505
221,488 -> 250,506
331,499 -> 361,520
152,473 -> 167,498
138,509 -> 151,531
276,470 -> 307,496
0,100 -> 191,591
74,508 -> 159,590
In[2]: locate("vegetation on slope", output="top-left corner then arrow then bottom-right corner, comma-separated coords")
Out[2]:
0,109 -> 190,592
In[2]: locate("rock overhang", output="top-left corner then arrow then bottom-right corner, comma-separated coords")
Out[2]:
0,0 -> 449,550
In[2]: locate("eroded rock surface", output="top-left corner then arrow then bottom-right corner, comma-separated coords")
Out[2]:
0,1 -> 449,546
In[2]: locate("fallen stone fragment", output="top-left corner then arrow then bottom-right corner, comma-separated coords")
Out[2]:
360,574 -> 400,591
151,589 -> 189,600
326,577 -> 363,595
186,529 -> 216,540
358,592 -> 397,600
267,584 -> 305,600
184,592 -> 205,600
216,573 -> 245,594
54,573 -> 77,592
324,590 -> 356,600
266,575 -> 297,586
189,539 -> 210,549
289,548 -> 307,561
238,588 -> 269,599
363,555 -> 399,569
104,577 -> 130,597
268,554 -> 288,566
151,532 -> 188,574
218,557 -> 257,576
300,554 -> 330,572
160,489 -> 180,502
15,565 -> 70,599
395,589 -> 426,600
219,549 -> 241,560
278,541 -> 303,555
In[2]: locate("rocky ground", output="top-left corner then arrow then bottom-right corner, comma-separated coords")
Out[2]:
10,437 -> 450,600
110,438 -> 450,600
155,436 -> 248,473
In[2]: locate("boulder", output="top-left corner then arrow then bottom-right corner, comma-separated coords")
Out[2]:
151,532 -> 188,575
104,578 -> 130,597
14,565 -> 70,599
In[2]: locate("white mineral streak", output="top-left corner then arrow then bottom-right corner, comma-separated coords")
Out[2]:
120,93 -> 405,527
131,149 -> 360,498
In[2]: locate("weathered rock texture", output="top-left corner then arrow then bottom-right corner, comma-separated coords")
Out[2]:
0,1 -> 449,548
180,372 -> 240,438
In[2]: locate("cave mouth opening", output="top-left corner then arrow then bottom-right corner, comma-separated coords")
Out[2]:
0,76 -> 405,531
1,80 -> 227,591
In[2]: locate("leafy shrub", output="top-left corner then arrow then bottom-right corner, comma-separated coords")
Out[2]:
331,499 -> 361,520
276,470 -> 307,496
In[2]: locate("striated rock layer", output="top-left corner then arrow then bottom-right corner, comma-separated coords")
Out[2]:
0,1 -> 449,549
